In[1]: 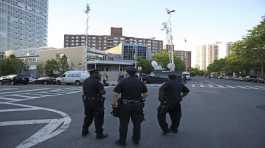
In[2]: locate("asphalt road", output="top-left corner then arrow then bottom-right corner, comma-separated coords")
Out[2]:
0,77 -> 265,148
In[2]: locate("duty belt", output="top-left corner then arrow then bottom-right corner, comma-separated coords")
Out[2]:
121,99 -> 142,104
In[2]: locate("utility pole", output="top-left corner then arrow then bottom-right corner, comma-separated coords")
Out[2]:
84,3 -> 90,71
162,9 -> 175,72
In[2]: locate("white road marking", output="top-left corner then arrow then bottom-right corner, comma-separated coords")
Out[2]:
215,84 -> 225,88
0,88 -> 51,95
0,97 -> 21,102
192,84 -> 196,87
207,84 -> 215,88
0,119 -> 51,126
236,86 -> 249,89
225,85 -> 236,88
7,94 -> 40,99
0,108 -> 39,113
0,88 -> 18,92
199,84 -> 205,88
0,95 -> 72,148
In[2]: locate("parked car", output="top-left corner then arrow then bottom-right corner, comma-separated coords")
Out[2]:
56,70 -> 89,85
34,77 -> 56,85
256,78 -> 265,83
0,76 -> 7,85
0,74 -> 29,85
245,75 -> 257,82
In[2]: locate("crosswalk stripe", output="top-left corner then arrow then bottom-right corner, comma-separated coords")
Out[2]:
208,84 -> 215,88
0,88 -> 18,92
236,86 -> 249,89
225,85 -> 236,88
199,84 -> 205,88
215,84 -> 225,88
7,94 -> 40,99
192,84 -> 196,87
0,88 -> 51,95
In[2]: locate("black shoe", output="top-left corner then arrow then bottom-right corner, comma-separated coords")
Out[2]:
96,133 -> 108,139
133,140 -> 139,145
82,129 -> 89,137
162,129 -> 170,135
115,140 -> 126,146
170,129 -> 178,134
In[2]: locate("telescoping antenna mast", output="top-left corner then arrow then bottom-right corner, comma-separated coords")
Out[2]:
84,3 -> 90,71
162,9 -> 175,71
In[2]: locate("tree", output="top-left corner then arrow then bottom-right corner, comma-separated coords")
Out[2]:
137,57 -> 153,74
37,63 -> 45,77
207,59 -> 226,73
44,59 -> 59,76
57,54 -> 69,73
0,55 -> 26,76
153,50 -> 185,71
242,18 -> 265,78
190,68 -> 205,76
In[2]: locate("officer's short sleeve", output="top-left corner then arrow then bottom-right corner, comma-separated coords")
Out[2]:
114,82 -> 122,94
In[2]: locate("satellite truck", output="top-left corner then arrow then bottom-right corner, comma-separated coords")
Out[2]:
141,61 -> 183,84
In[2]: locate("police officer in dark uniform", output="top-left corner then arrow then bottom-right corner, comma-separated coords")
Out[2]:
112,67 -> 148,146
82,69 -> 108,139
157,73 -> 189,135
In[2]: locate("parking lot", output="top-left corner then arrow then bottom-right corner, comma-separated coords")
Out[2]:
0,77 -> 265,148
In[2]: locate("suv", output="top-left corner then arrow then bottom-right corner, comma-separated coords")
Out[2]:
0,74 -> 29,85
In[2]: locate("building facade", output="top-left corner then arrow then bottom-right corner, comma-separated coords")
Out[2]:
64,27 -> 163,57
0,0 -> 48,52
196,44 -> 219,71
175,50 -> 191,71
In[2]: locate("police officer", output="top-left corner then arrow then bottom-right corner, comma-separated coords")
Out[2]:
112,67 -> 148,146
157,73 -> 189,135
82,69 -> 108,139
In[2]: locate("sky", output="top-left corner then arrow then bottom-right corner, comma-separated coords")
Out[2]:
48,0 -> 265,66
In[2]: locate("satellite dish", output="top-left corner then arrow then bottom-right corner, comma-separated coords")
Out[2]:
167,63 -> 175,72
152,61 -> 163,70
151,61 -> 158,68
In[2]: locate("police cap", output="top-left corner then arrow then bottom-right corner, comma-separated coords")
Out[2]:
126,67 -> 137,75
168,73 -> 177,80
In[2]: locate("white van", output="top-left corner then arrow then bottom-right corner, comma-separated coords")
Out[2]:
56,70 -> 89,85
182,71 -> 191,80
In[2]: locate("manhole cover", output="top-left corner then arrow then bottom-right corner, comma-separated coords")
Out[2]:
256,105 -> 265,111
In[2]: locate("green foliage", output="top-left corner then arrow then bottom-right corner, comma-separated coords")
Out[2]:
44,59 -> 59,76
41,55 -> 69,76
137,57 -> 153,74
57,54 -> 69,73
37,63 -> 45,77
0,55 -> 26,76
190,68 -> 205,76
207,58 -> 226,73
207,17 -> 265,78
153,50 -> 185,71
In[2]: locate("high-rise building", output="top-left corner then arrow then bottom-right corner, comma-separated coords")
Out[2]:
174,50 -> 191,71
64,27 -> 163,57
0,0 -> 48,52
197,44 -> 218,71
